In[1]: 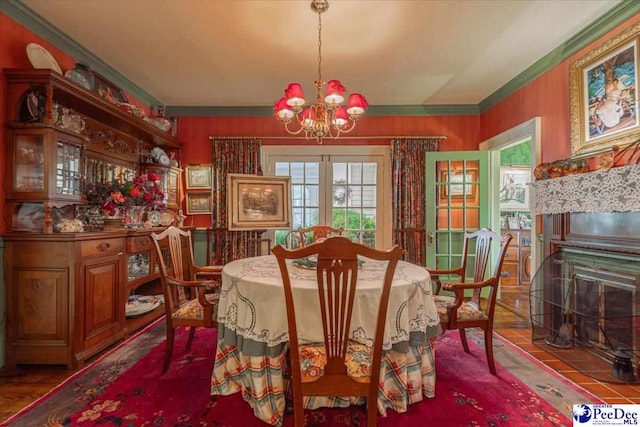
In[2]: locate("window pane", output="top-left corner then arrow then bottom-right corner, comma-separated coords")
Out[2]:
363,163 -> 377,185
290,163 -> 305,183
348,163 -> 363,184
305,163 -> 319,184
305,184 -> 319,206
349,186 -> 362,207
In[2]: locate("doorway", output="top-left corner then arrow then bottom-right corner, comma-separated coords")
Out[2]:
480,118 -> 541,319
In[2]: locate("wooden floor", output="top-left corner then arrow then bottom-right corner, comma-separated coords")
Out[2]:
2,298 -> 640,423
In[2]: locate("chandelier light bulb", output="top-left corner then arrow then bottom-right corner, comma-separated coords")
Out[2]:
273,0 -> 367,143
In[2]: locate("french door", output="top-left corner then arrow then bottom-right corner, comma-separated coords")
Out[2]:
425,151 -> 489,280
262,146 -> 391,249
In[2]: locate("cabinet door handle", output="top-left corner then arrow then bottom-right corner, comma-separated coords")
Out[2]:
97,242 -> 111,251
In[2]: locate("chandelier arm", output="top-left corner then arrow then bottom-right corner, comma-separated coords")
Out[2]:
283,121 -> 307,136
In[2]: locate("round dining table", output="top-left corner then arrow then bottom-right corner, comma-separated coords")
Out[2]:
210,254 -> 441,426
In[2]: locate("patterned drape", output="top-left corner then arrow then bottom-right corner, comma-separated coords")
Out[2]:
391,137 -> 440,265
210,137 -> 263,264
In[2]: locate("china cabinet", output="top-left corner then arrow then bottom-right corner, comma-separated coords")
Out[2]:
2,69 -> 185,368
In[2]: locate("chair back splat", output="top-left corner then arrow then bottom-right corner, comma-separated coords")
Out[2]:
272,236 -> 403,427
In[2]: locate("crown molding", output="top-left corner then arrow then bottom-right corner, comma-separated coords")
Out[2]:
165,104 -> 479,117
479,0 -> 640,113
1,0 -> 162,107
3,0 -> 638,117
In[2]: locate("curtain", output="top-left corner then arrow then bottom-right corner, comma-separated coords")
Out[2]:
391,137 -> 439,265
210,137 -> 263,264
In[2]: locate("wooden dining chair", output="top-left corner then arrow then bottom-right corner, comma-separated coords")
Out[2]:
428,228 -> 496,295
272,237 -> 403,427
297,224 -> 344,246
432,229 -> 512,375
151,226 -> 223,373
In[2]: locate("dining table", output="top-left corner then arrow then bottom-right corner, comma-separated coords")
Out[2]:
210,254 -> 441,426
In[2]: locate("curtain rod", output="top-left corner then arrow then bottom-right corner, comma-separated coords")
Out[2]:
208,135 -> 447,140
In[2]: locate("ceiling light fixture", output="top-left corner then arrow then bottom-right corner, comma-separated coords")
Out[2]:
274,0 -> 368,144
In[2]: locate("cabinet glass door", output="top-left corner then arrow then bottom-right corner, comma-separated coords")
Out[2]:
14,133 -> 45,193
56,138 -> 83,196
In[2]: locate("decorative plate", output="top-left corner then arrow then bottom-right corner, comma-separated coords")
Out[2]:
26,43 -> 62,74
126,296 -> 161,317
147,210 -> 162,227
160,210 -> 174,226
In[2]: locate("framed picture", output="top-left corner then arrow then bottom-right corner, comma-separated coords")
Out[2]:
166,167 -> 181,209
92,69 -> 128,103
227,174 -> 291,230
499,167 -> 530,210
439,170 -> 477,200
569,23 -> 640,157
185,165 -> 212,189
186,192 -> 212,215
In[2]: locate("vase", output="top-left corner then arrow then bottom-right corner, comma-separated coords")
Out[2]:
124,206 -> 144,227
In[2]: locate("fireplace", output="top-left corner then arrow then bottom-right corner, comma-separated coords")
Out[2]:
530,249 -> 640,383
529,166 -> 640,383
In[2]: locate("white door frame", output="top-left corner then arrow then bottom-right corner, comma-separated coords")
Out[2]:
479,117 -> 542,281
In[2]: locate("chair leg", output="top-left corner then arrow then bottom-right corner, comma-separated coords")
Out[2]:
367,389 -> 378,427
163,326 -> 175,374
186,326 -> 197,351
484,328 -> 497,375
293,400 -> 305,427
459,328 -> 470,353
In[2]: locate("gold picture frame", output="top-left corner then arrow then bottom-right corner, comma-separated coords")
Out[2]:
185,192 -> 212,215
227,174 -> 291,230
569,23 -> 640,157
185,165 -> 212,190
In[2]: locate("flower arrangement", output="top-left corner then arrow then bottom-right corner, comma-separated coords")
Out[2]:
85,173 -> 165,216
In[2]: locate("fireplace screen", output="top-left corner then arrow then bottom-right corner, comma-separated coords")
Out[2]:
530,250 -> 640,383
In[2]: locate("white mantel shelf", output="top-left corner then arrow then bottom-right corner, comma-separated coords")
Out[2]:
530,164 -> 640,215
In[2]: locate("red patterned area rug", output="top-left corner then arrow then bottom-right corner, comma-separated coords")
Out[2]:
4,319 -> 601,426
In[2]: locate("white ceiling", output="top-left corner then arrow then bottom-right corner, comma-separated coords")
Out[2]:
21,0 -> 620,108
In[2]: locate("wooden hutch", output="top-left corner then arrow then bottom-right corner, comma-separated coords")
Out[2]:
2,69 -> 184,369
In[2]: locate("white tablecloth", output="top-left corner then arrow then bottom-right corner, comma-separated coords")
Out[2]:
211,255 -> 441,426
216,255 -> 441,355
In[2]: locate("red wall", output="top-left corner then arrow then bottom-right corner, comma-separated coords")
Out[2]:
1,12 -> 639,231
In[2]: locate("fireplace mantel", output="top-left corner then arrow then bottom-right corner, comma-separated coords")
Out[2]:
530,165 -> 640,215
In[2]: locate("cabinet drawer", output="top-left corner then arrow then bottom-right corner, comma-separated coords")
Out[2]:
500,263 -> 518,286
127,235 -> 154,253
79,238 -> 124,257
504,246 -> 519,262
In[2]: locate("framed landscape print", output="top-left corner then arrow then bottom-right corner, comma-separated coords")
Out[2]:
186,192 -> 212,215
227,174 -> 291,230
569,23 -> 640,156
185,165 -> 212,190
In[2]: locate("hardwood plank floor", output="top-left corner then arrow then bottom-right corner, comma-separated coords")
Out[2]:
1,300 -> 638,423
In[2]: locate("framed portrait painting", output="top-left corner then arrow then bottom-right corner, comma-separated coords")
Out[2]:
569,23 -> 640,156
499,167 -> 530,210
227,174 -> 291,230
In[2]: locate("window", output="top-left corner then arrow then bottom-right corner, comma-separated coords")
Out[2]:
262,146 -> 390,249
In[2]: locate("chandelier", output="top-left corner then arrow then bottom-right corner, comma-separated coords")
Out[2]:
274,0 -> 368,144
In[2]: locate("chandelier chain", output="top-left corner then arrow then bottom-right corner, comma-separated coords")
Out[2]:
317,9 -> 322,84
